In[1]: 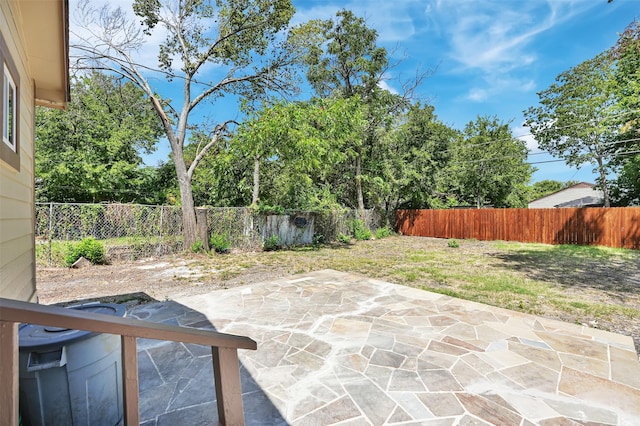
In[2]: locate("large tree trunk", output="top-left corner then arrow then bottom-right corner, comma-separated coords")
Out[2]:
174,153 -> 199,249
252,156 -> 260,206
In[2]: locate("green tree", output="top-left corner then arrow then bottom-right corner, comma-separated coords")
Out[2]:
74,0 -> 313,246
524,52 -> 617,207
206,97 -> 365,210
303,10 -> 416,217
450,116 -> 534,208
611,19 -> 640,134
35,72 -> 163,202
384,102 -> 457,210
608,19 -> 640,205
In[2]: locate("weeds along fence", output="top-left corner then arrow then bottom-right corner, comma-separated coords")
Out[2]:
35,203 -> 184,264
36,203 -> 386,265
396,207 -> 640,249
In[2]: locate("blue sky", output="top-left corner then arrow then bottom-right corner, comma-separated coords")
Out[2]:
74,0 -> 638,184
289,0 -> 638,184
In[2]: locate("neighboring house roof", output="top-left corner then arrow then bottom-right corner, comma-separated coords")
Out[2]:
528,182 -> 604,208
17,0 -> 69,109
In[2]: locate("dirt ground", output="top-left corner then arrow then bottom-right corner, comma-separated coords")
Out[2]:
36,236 -> 640,355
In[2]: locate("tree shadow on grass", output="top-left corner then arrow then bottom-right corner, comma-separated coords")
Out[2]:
491,244 -> 640,294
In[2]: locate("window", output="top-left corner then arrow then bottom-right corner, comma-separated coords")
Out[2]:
0,31 -> 20,171
3,63 -> 16,151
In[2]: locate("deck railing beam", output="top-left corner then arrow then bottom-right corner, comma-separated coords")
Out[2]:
0,298 -> 256,425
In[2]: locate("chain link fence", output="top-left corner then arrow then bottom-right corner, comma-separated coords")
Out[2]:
36,203 -> 183,265
36,203 -> 387,266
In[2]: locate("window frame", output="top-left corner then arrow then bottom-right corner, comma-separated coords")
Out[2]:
0,31 -> 20,171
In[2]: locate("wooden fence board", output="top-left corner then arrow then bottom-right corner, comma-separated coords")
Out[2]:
395,207 -> 640,250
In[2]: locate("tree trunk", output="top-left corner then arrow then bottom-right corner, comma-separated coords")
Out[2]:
355,150 -> 365,221
252,156 -> 260,206
596,155 -> 611,207
174,153 -> 199,249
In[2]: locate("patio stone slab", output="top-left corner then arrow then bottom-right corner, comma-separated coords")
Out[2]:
130,269 -> 640,425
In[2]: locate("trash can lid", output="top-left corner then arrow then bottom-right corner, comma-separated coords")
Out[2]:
19,303 -> 126,350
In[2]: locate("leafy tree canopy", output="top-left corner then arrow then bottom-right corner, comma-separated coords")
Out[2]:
36,71 -> 164,203
450,116 -> 534,208
73,0 -> 315,246
524,52 -> 617,206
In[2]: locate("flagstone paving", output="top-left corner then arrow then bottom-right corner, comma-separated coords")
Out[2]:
130,269 -> 640,425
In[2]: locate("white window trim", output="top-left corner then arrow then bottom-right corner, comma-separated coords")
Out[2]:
3,62 -> 16,152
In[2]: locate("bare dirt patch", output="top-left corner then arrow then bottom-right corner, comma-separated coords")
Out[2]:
37,236 -> 640,354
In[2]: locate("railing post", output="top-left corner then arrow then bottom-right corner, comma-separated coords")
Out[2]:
0,321 -> 19,426
121,335 -> 140,425
211,346 -> 245,426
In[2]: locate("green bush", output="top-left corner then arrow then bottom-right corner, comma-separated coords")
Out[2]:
191,239 -> 206,253
65,238 -> 106,266
375,226 -> 393,239
312,233 -> 325,247
352,219 -> 372,241
210,233 -> 231,253
448,239 -> 460,248
337,232 -> 351,244
254,203 -> 285,215
263,235 -> 281,251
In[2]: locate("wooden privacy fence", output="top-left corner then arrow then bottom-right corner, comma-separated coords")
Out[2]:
395,207 -> 640,249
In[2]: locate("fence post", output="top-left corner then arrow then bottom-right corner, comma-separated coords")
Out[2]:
196,208 -> 209,251
48,202 -> 53,266
159,205 -> 164,238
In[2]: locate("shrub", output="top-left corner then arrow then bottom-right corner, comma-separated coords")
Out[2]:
263,235 -> 281,251
312,233 -> 325,247
191,239 -> 206,253
253,203 -> 285,215
337,232 -> 351,244
65,237 -> 106,266
210,233 -> 231,253
447,239 -> 460,248
375,226 -> 393,239
352,219 -> 372,241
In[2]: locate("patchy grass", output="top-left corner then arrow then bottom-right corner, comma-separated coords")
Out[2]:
207,236 -> 640,348
38,235 -> 640,351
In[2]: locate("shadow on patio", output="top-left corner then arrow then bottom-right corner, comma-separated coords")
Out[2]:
126,300 -> 286,425
129,270 -> 640,425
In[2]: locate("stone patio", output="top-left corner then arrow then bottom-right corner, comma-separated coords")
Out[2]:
129,269 -> 640,425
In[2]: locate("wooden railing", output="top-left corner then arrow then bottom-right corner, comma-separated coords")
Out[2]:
0,297 -> 257,426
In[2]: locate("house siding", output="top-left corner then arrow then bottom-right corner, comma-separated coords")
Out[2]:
0,1 -> 37,301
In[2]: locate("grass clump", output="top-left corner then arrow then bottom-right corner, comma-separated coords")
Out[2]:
337,232 -> 351,244
210,233 -> 231,253
375,226 -> 393,239
65,237 -> 106,266
190,239 -> 206,253
263,235 -> 281,251
447,239 -> 460,248
352,219 -> 372,241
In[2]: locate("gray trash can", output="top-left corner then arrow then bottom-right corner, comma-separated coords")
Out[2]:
18,303 -> 126,426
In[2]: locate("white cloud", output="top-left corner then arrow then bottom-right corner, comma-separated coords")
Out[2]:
464,76 -> 536,103
424,0 -> 599,97
378,79 -> 399,95
291,0 -> 420,43
467,88 -> 489,102
513,122 -> 540,153
70,0 -> 168,73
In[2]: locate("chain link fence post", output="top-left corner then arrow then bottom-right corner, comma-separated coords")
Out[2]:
47,202 -> 53,266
